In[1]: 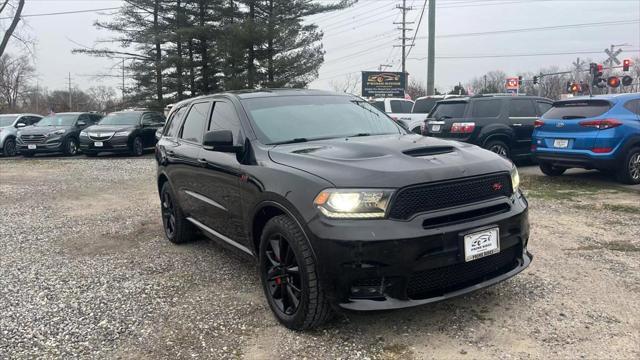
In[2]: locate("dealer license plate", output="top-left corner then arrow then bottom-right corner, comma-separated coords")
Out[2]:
464,227 -> 500,262
94,141 -> 103,147
27,144 -> 36,150
431,124 -> 441,132
553,139 -> 569,148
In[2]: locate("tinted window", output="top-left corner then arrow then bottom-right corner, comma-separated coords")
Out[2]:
537,102 -> 552,115
544,100 -> 611,119
508,99 -> 537,117
242,96 -> 402,145
472,99 -> 502,117
390,100 -> 412,113
165,106 -> 188,137
180,102 -> 211,143
90,114 -> 103,123
141,113 -> 155,125
413,98 -> 438,113
78,114 -> 91,123
30,116 -> 43,125
624,99 -> 640,115
152,113 -> 165,124
371,101 -> 385,112
430,102 -> 467,119
209,101 -> 242,143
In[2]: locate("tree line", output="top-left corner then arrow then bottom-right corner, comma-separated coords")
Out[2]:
74,0 -> 351,110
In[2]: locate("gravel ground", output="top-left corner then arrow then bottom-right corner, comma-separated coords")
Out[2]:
0,156 -> 639,359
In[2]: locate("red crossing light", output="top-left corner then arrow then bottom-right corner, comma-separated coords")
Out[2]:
623,59 -> 631,72
607,76 -> 620,88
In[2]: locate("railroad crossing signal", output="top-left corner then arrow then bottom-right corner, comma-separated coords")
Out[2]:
623,59 -> 631,72
604,47 -> 623,66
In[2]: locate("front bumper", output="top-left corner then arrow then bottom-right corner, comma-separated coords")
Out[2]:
79,136 -> 130,153
16,136 -> 64,153
306,193 -> 530,311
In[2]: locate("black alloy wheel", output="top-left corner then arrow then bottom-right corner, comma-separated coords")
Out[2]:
485,140 -> 510,158
65,138 -> 78,156
263,233 -> 302,316
161,189 -> 177,240
132,137 -> 144,156
160,182 -> 196,244
3,138 -> 17,157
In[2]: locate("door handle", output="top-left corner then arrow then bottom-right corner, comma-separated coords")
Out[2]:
197,158 -> 208,166
166,150 -> 175,156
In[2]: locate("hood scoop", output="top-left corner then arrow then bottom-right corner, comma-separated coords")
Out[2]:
403,146 -> 455,157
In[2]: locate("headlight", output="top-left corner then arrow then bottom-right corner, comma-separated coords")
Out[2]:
80,131 -> 88,137
114,131 -> 131,137
313,189 -> 394,219
511,166 -> 520,193
16,131 -> 22,137
53,129 -> 66,135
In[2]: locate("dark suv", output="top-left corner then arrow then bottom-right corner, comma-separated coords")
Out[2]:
423,95 -> 553,159
156,89 -> 531,330
79,110 -> 165,156
17,112 -> 103,156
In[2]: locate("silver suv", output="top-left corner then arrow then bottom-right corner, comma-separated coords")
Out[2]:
0,114 -> 43,157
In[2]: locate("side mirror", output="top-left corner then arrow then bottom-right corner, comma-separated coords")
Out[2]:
203,130 -> 241,153
16,122 -> 26,128
77,121 -> 87,127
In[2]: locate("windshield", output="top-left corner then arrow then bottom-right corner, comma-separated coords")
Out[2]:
36,114 -> 78,127
412,98 -> 439,113
99,112 -> 141,126
242,95 -> 403,145
0,115 -> 18,127
430,102 -> 467,119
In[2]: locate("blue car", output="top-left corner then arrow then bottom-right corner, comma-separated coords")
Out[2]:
532,93 -> 640,184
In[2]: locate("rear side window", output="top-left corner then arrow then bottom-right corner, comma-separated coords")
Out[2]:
537,102 -> 552,115
165,106 -> 188,137
413,98 -> 438,113
390,100 -> 412,113
544,100 -> 611,119
180,102 -> 211,143
430,102 -> 467,119
371,101 -> 385,112
624,99 -> 640,115
472,99 -> 502,117
508,99 -> 537,117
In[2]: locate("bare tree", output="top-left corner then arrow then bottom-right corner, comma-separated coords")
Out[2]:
406,79 -> 427,100
0,53 -> 34,111
88,85 -> 118,112
329,73 -> 360,95
0,0 -> 25,57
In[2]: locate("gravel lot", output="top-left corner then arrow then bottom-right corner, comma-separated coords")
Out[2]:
1,156 -> 639,359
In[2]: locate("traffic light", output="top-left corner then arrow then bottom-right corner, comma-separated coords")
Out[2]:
566,81 -> 573,93
622,75 -> 633,86
623,59 -> 631,72
570,83 -> 581,93
533,76 -> 539,85
590,63 -> 605,87
518,76 -> 523,86
607,76 -> 620,88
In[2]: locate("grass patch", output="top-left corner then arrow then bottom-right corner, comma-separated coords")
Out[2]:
521,175 -> 606,200
571,241 -> 640,253
601,203 -> 640,214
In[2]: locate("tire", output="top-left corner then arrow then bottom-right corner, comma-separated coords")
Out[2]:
131,136 -> 144,156
84,152 -> 98,157
539,162 -> 567,177
63,137 -> 78,156
160,182 -> 197,244
2,138 -> 17,157
259,215 -> 332,330
616,147 -> 640,185
484,139 -> 511,158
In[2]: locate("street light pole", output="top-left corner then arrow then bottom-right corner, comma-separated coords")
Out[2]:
426,0 -> 436,95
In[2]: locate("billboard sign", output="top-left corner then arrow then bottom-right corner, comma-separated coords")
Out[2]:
362,71 -> 406,98
505,77 -> 519,90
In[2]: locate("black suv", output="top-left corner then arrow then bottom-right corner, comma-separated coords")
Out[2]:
17,112 -> 103,156
156,89 -> 531,330
423,95 -> 553,159
79,110 -> 165,156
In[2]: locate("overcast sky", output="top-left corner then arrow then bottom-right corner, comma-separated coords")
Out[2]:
6,0 -> 640,95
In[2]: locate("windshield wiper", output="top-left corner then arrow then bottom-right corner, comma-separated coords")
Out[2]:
269,138 -> 309,145
562,116 -> 586,119
346,133 -> 372,137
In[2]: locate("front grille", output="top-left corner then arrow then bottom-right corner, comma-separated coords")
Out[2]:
406,246 -> 519,299
88,132 -> 114,141
388,173 -> 512,220
20,134 -> 46,144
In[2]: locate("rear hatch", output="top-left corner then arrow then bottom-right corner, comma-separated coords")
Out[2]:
536,99 -> 612,151
424,100 -> 469,138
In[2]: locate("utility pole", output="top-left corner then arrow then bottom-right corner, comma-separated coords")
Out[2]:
122,58 -> 126,105
394,0 -> 413,89
426,0 -> 436,95
68,72 -> 72,111
35,79 -> 39,112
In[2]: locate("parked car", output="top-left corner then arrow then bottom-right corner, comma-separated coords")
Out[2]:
422,94 -> 553,159
0,113 -> 43,156
532,93 -> 640,184
156,89 -> 531,330
79,110 -> 165,157
411,95 -> 461,116
370,97 -> 426,133
17,112 -> 103,157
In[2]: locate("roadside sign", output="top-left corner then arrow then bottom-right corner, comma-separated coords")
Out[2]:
506,88 -> 517,95
505,77 -> 519,90
362,71 -> 406,98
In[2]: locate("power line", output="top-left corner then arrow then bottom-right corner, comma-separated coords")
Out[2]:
0,7 -> 120,20
409,49 -> 640,60
406,0 -> 427,58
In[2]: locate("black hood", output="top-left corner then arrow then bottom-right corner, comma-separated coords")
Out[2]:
268,134 -> 513,188
85,124 -> 137,133
19,125 -> 71,135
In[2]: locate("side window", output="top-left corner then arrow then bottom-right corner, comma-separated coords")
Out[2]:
165,106 -> 188,137
508,99 -> 537,117
401,101 -> 414,113
624,99 -> 640,115
390,100 -> 404,113
152,113 -> 166,124
537,102 -> 553,115
31,116 -> 43,125
141,113 -> 154,125
472,99 -> 501,118
209,101 -> 242,143
92,114 -> 103,123
77,114 -> 90,124
180,102 -> 211,143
